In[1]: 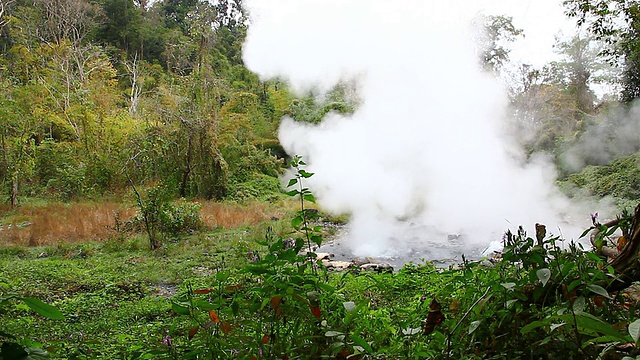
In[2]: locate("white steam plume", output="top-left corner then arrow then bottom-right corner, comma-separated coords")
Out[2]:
561,101 -> 640,171
243,0 -> 594,257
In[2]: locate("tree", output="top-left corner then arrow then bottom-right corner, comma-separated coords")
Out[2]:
97,0 -> 144,55
564,0 -> 640,102
473,14 -> 523,74
35,0 -> 102,46
0,0 -> 16,33
546,34 -> 614,115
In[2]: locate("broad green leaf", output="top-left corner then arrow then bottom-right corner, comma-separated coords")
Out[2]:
311,235 -> 323,246
343,301 -> 356,312
24,347 -> 50,360
350,335 -> 373,353
291,215 -> 304,229
586,252 -> 603,262
501,282 -> 516,290
536,268 -> 551,287
560,313 -> 628,340
580,227 -> 594,238
629,319 -> 640,343
468,320 -> 481,334
287,178 -> 297,187
587,284 -> 612,299
316,282 -> 335,292
567,279 -> 582,292
561,262 -> 577,276
325,331 -> 343,337
550,323 -> 565,332
298,169 -> 313,178
573,296 -> 586,312
231,301 -> 239,316
20,298 -> 64,320
521,320 -> 549,334
303,194 -> 316,203
171,303 -> 190,315
505,299 -> 518,309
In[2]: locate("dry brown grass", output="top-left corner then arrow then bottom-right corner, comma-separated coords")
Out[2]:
0,200 -> 293,246
198,201 -> 286,229
0,203 -> 135,246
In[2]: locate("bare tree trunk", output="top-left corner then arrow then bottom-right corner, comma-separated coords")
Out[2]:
10,175 -> 18,209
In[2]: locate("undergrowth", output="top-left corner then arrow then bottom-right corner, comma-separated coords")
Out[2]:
2,157 -> 640,359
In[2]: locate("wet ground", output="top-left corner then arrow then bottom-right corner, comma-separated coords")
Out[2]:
317,223 -> 502,269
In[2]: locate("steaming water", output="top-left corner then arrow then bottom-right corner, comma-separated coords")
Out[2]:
317,224 -> 501,268
243,0 -> 603,262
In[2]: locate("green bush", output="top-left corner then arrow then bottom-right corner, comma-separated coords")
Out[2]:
129,184 -> 204,249
161,202 -> 204,237
563,152 -> 640,208
226,173 -> 283,202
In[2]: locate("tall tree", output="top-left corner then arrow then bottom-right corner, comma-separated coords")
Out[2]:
473,14 -> 524,74
98,0 -> 143,54
564,0 -> 640,102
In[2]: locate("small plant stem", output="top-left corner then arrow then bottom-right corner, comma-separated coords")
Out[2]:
127,175 -> 157,250
445,286 -> 491,359
569,305 -> 586,357
296,173 -> 318,275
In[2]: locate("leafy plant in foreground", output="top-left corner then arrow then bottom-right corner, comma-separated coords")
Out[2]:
0,281 -> 64,359
159,156 -> 372,359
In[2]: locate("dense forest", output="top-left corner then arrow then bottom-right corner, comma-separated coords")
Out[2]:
0,0 -> 295,207
0,0 -> 638,208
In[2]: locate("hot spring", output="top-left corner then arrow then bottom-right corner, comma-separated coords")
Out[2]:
242,0 -> 604,265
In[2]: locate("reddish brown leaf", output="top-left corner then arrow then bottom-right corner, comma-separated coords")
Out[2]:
336,348 -> 351,359
209,310 -> 220,323
188,326 -> 199,340
270,296 -> 282,309
617,235 -> 628,251
310,305 -> 321,319
220,320 -> 231,335
422,299 -> 445,335
194,288 -> 213,294
261,334 -> 270,344
594,295 -> 606,308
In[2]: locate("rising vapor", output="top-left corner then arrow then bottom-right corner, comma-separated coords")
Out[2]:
243,0 -> 596,258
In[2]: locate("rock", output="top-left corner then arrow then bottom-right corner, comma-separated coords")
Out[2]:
360,263 -> 394,273
314,252 -> 333,261
322,260 -> 353,271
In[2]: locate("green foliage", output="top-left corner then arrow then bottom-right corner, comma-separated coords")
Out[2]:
0,282 -> 64,359
563,152 -> 640,205
130,183 -> 204,249
226,174 -> 283,202
564,0 -> 640,102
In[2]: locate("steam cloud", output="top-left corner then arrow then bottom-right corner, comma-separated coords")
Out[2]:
561,101 -> 640,171
243,0 -> 596,258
